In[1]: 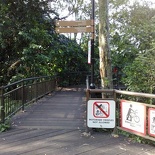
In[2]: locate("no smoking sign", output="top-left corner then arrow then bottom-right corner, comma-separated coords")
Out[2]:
87,100 -> 116,128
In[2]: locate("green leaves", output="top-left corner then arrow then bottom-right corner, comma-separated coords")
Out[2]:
122,48 -> 155,93
0,0 -> 56,83
110,0 -> 155,92
0,0 -> 89,85
0,119 -> 11,132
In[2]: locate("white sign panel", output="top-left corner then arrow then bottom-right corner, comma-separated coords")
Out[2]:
121,100 -> 146,136
87,100 -> 116,128
88,40 -> 91,64
148,108 -> 155,137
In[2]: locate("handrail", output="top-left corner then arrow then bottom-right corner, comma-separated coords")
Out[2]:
115,89 -> 155,98
86,88 -> 155,142
0,76 -> 56,123
0,76 -> 53,90
89,89 -> 114,93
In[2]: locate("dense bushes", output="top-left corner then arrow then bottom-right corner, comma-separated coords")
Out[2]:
0,0 -> 89,86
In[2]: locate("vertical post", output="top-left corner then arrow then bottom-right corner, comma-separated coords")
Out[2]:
90,0 -> 95,89
1,87 -> 5,123
21,79 -> 24,111
35,78 -> 38,102
86,75 -> 89,89
86,89 -> 90,133
113,89 -> 118,135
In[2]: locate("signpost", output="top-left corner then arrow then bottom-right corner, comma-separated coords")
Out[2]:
56,27 -> 93,33
88,40 -> 91,64
90,0 -> 95,89
55,0 -> 95,88
56,20 -> 93,27
87,100 -> 116,128
55,20 -> 93,33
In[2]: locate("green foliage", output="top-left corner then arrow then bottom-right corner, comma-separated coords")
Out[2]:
0,119 -> 11,132
0,0 -> 53,84
120,42 -> 155,104
118,130 -> 155,144
54,35 -> 89,86
110,1 -> 155,91
0,0 -> 88,86
122,48 -> 155,94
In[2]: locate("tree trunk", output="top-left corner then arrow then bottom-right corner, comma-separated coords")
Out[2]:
98,0 -> 113,89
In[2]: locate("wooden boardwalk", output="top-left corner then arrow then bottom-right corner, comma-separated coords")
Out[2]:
0,87 -> 155,155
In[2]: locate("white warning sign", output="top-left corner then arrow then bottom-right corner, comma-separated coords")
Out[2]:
87,100 -> 116,128
121,100 -> 146,136
148,108 -> 155,137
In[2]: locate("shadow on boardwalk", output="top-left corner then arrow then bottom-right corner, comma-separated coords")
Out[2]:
0,86 -> 155,155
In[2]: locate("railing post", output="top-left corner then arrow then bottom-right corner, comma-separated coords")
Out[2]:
114,89 -> 117,103
86,89 -> 90,133
52,76 -> 56,91
21,79 -> 25,111
86,75 -> 89,89
113,89 -> 118,135
35,78 -> 38,102
0,86 -> 5,123
86,89 -> 90,101
53,76 -> 55,91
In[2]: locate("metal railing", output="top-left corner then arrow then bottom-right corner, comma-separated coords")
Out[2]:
0,76 -> 56,123
85,71 -> 155,141
86,88 -> 155,142
58,72 -> 90,87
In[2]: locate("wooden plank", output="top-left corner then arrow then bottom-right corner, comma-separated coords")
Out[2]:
0,88 -> 154,155
56,27 -> 93,33
56,20 -> 93,27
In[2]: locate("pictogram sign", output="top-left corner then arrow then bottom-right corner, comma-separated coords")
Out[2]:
148,108 -> 155,137
120,100 -> 146,136
87,100 -> 115,128
93,102 -> 109,118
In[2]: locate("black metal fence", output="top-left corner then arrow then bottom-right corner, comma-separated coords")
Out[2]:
57,72 -> 91,87
0,76 -> 56,123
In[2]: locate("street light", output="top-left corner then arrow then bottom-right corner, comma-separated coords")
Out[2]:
90,0 -> 95,89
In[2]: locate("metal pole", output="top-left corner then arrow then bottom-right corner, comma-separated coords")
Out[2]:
90,0 -> 95,89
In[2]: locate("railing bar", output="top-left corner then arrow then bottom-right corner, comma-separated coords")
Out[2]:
87,98 -> 114,100
0,76 -> 53,89
2,86 -> 23,96
89,89 -> 114,93
115,90 -> 155,98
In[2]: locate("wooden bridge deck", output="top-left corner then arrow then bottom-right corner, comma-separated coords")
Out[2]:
0,87 -> 155,155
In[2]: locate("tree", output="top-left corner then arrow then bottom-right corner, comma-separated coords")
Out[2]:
109,0 -> 155,90
98,0 -> 113,89
0,0 -> 55,84
0,0 -> 88,86
122,12 -> 155,95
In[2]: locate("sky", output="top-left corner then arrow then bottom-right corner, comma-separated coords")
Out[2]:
52,0 -> 155,39
66,0 -> 155,20
130,0 -> 155,7
50,0 -> 155,20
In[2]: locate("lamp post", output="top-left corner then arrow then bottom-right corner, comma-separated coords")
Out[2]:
90,0 -> 95,89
